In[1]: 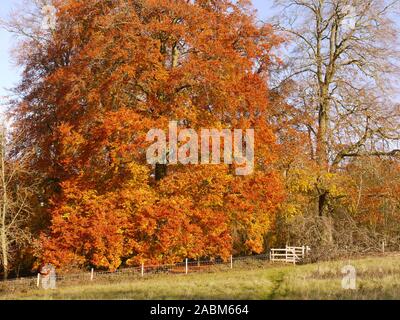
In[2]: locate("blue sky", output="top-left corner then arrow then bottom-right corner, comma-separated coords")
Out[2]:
0,0 -> 275,102
0,0 -> 397,102
0,0 -> 22,102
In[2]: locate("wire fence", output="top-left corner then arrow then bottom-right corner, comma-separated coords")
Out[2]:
0,253 -> 272,294
2,244 -> 392,295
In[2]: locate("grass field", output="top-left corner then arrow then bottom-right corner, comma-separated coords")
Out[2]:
3,254 -> 400,300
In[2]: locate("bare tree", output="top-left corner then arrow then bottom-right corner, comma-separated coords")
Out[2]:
272,0 -> 400,215
0,126 -> 37,280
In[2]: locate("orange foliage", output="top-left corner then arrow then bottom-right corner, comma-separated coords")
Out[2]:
12,0 -> 284,270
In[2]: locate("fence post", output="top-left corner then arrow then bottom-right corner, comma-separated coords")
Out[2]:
302,246 -> 305,259
382,240 -> 386,253
292,248 -> 296,265
37,273 -> 40,288
230,255 -> 233,269
185,258 -> 188,274
141,262 -> 144,277
90,268 -> 94,281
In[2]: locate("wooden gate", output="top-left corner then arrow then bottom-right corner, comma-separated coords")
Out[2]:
270,246 -> 310,265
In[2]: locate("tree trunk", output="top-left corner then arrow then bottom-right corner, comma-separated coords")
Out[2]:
318,191 -> 328,217
316,93 -> 330,216
154,41 -> 180,181
1,228 -> 8,280
0,127 -> 8,280
155,163 -> 167,181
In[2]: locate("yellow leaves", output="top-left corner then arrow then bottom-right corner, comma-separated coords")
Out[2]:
287,168 -> 346,199
317,172 -> 347,199
287,168 -> 315,193
280,203 -> 302,220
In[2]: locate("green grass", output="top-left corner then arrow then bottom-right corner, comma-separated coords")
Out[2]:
3,254 -> 400,300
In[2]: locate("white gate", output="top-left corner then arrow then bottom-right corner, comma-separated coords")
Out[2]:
270,246 -> 311,265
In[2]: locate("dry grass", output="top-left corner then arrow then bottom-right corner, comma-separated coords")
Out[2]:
2,254 -> 400,300
278,253 -> 400,300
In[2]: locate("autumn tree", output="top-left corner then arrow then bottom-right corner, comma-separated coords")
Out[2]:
7,0 -> 284,270
272,0 -> 400,216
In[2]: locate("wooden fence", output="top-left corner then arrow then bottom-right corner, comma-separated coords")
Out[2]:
270,246 -> 311,265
